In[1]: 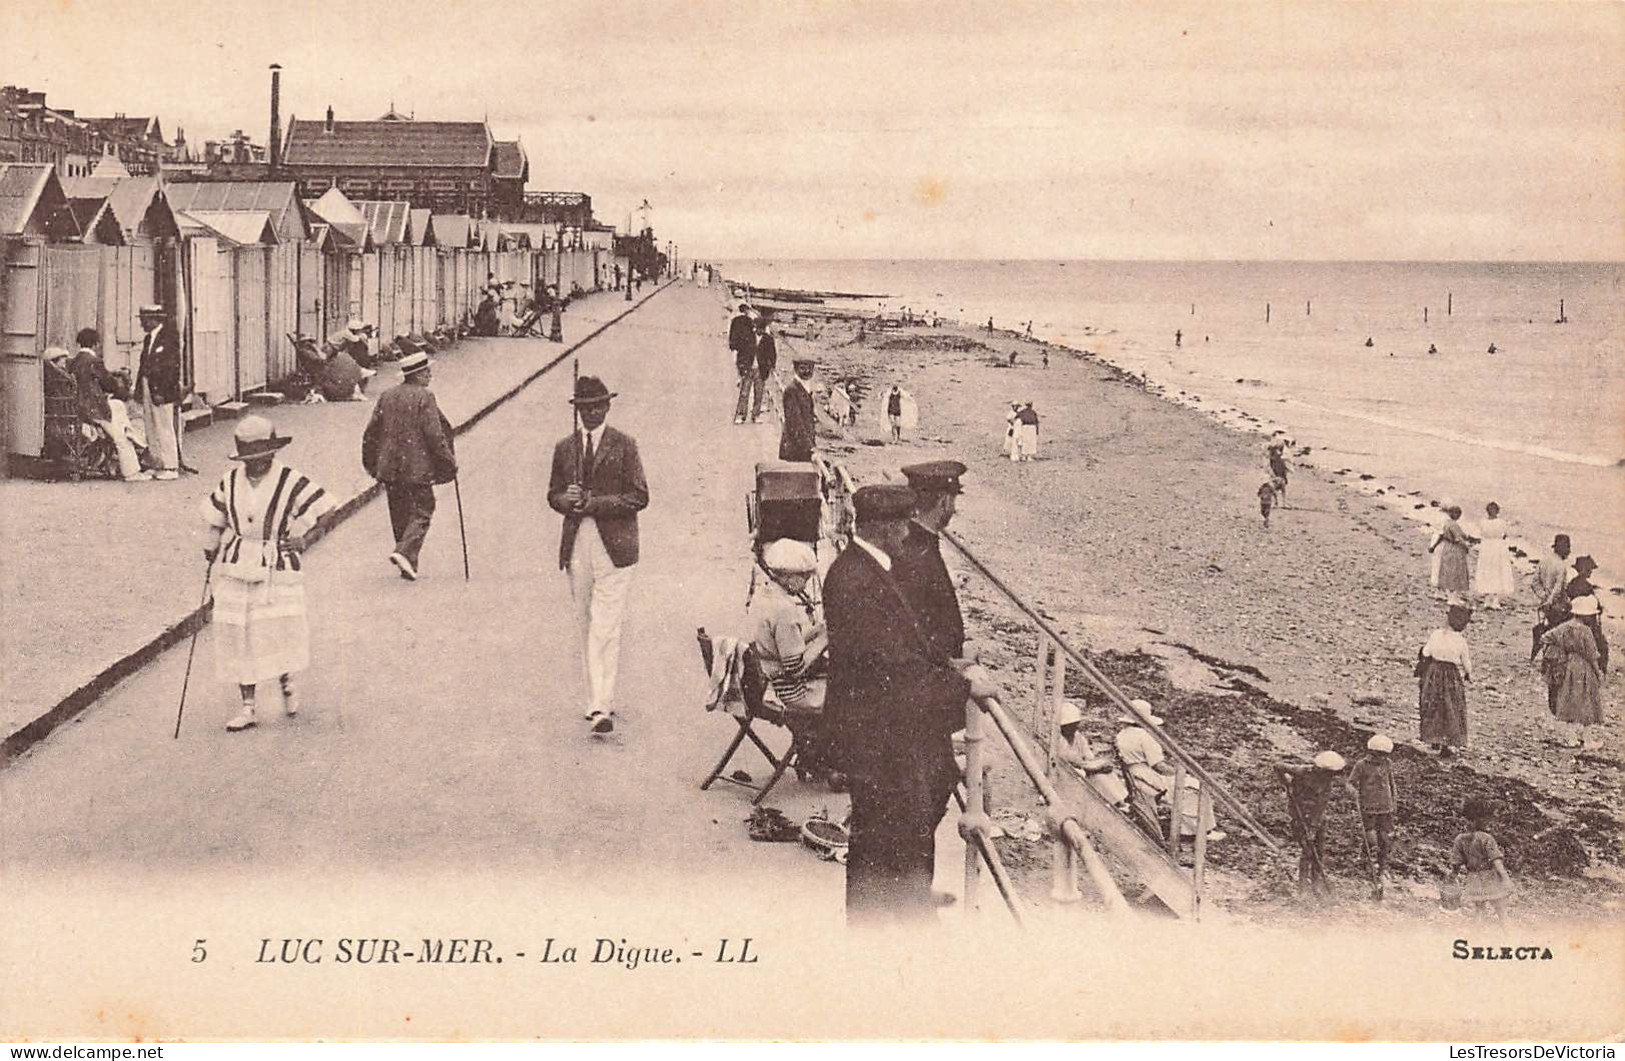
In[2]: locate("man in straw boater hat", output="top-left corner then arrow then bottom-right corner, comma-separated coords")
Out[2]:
778,355 -> 818,463
132,303 -> 183,480
824,482 -> 998,925
362,350 -> 458,582
547,375 -> 649,735
200,415 -> 338,732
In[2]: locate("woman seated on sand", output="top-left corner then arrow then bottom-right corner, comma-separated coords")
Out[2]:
1114,700 -> 1221,841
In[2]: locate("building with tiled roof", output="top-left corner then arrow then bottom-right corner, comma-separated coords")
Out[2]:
279,107 -> 525,217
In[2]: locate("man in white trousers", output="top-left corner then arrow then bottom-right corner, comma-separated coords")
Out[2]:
547,376 -> 649,734
133,304 -> 182,480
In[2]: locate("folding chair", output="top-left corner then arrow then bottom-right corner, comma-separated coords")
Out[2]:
697,628 -> 802,804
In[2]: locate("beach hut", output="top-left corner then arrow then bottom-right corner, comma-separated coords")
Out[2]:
0,163 -> 80,241
164,181 -> 309,243
177,210 -> 279,246
409,208 -> 435,247
357,200 -> 412,246
430,213 -> 474,250
60,175 -> 180,246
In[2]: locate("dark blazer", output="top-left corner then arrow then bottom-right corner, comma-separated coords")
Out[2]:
754,332 -> 777,380
824,543 -> 970,797
132,322 -> 183,405
893,523 -> 967,739
361,381 -> 458,485
728,313 -> 755,374
547,425 -> 649,569
779,378 -> 815,462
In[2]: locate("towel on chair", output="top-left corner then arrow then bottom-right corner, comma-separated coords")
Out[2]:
706,636 -> 747,717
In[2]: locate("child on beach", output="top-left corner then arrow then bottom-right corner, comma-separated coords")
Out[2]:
1348,734 -> 1398,900
1273,751 -> 1348,899
1448,797 -> 1513,921
1266,442 -> 1290,505
1257,477 -> 1284,527
1416,602 -> 1473,757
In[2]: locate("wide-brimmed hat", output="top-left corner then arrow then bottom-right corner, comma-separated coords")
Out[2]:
44,346 -> 70,363
1552,534 -> 1571,550
398,351 -> 432,377
1569,594 -> 1601,617
1118,698 -> 1163,726
1572,555 -> 1598,574
230,415 -> 292,460
570,376 -> 616,405
1313,751 -> 1347,771
1059,699 -> 1083,727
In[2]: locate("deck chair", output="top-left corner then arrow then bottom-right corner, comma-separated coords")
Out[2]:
697,628 -> 802,804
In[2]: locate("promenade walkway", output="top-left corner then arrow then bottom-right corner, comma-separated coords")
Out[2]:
0,286 -> 654,750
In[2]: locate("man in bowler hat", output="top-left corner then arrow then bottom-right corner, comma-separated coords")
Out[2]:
362,351 -> 458,581
547,376 -> 649,734
824,482 -> 997,924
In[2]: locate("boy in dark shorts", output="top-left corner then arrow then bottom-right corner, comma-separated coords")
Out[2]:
1349,734 -> 1399,900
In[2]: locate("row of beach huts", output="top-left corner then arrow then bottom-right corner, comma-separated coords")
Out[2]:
0,160 -> 626,467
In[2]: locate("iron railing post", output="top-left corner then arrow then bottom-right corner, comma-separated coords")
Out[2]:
960,696 -> 987,912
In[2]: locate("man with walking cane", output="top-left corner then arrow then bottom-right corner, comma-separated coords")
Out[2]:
362,351 -> 458,582
1273,751 -> 1349,899
198,416 -> 338,733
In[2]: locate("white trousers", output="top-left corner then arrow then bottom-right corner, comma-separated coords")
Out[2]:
567,518 -> 635,716
141,387 -> 179,472
95,399 -> 144,479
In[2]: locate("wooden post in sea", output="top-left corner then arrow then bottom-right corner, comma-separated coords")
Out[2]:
1448,292 -> 1453,316
1190,303 -> 1195,315
1265,302 -> 1271,323
1424,306 -> 1429,323
1306,300 -> 1312,317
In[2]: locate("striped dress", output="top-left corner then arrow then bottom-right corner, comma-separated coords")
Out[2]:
200,460 -> 337,684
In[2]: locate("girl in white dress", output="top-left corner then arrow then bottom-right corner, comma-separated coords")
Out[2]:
1474,501 -> 1516,608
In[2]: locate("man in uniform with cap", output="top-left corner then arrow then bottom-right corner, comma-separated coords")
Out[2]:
133,304 -> 183,480
548,376 -> 649,734
779,356 -> 819,462
825,482 -> 997,924
362,351 -> 458,582
895,461 -> 968,665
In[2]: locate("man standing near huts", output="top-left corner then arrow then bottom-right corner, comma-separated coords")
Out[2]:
362,351 -> 459,582
133,304 -> 183,480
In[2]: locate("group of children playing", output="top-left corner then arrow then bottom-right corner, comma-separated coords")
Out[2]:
1257,439 -> 1290,527
1275,738 -> 1513,919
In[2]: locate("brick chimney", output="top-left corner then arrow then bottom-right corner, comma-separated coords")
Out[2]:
268,64 -> 282,171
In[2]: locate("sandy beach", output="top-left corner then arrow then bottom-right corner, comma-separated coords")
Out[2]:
759,296 -> 1624,923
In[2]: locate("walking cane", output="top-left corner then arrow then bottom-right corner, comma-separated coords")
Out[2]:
173,562 -> 214,739
453,477 -> 470,581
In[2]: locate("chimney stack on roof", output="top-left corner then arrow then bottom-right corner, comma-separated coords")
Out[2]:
268,63 -> 282,171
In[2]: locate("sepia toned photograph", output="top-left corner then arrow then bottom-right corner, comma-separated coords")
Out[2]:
1,0 -> 1621,1044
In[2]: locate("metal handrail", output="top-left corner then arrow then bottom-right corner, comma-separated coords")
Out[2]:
941,528 -> 1281,854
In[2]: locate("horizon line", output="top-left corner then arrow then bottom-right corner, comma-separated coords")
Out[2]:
703,256 -> 1625,266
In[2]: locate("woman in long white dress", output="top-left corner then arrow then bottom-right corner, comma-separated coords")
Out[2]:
1474,501 -> 1516,608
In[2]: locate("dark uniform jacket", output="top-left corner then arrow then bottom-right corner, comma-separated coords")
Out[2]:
755,332 -> 777,380
824,543 -> 971,800
893,522 -> 967,737
728,313 -> 756,374
361,382 -> 458,485
132,322 -> 183,405
779,377 -> 816,462
547,426 -> 649,570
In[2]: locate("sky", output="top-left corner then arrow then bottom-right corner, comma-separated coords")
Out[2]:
5,0 -> 1622,261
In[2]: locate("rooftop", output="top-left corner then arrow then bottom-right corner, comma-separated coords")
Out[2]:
283,118 -> 493,169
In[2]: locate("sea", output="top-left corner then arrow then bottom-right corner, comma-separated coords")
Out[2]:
717,259 -> 1625,582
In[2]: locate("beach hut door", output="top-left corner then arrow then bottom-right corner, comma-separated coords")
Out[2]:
0,239 -> 44,457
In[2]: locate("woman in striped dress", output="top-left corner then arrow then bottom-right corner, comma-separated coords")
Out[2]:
201,416 -> 338,732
